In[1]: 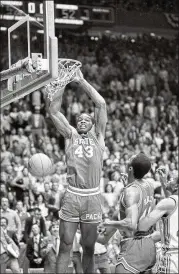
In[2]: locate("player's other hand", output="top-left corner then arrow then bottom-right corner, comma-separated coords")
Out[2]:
74,69 -> 84,83
103,219 -> 112,227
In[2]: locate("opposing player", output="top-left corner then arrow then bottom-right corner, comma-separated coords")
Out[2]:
100,153 -> 160,273
46,69 -> 107,273
138,169 -> 178,274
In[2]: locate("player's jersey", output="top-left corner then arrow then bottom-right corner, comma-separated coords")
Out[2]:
65,130 -> 105,189
119,179 -> 155,237
159,195 -> 178,250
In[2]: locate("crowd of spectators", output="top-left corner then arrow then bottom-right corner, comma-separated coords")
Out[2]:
54,0 -> 178,12
0,32 -> 178,272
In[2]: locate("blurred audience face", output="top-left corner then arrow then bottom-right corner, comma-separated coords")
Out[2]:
37,194 -> 44,204
1,144 -> 6,152
0,183 -> 6,193
11,128 -> 16,135
50,224 -> 59,237
34,209 -> 42,220
12,140 -> 19,148
32,224 -> 40,235
18,128 -> 24,136
16,201 -> 23,212
52,182 -> 58,192
105,184 -> 113,193
0,217 -> 8,230
1,198 -> 9,211
44,182 -> 50,192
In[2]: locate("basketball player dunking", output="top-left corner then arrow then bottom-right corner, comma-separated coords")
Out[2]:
46,69 -> 107,273
99,153 -> 159,274
138,169 -> 178,274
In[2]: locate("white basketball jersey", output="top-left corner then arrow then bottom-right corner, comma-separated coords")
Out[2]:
160,195 -> 178,249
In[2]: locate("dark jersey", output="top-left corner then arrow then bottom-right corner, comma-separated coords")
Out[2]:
65,130 -> 104,189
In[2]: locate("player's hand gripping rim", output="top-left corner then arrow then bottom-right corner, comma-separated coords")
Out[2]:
74,69 -> 84,83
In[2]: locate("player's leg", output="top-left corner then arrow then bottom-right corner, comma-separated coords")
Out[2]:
80,193 -> 102,273
80,222 -> 98,273
57,191 -> 80,273
56,219 -> 78,273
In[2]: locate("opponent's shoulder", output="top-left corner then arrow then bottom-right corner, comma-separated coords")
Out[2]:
123,185 -> 140,206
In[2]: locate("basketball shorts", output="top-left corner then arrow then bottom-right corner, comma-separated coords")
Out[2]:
116,236 -> 156,274
59,185 -> 102,223
156,250 -> 178,274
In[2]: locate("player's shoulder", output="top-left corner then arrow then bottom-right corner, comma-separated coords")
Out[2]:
65,126 -> 78,142
70,126 -> 78,135
89,130 -> 105,149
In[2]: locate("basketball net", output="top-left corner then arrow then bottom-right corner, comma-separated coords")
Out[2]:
45,58 -> 82,101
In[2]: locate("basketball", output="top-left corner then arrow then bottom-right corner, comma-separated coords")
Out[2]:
28,153 -> 53,177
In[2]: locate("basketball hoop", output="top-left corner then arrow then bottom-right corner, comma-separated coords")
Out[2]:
45,58 -> 82,101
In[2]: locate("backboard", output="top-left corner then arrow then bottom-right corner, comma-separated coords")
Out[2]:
0,1 -> 58,108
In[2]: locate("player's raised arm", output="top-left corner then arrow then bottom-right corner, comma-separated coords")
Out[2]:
45,87 -> 73,139
138,197 -> 176,231
74,69 -> 107,138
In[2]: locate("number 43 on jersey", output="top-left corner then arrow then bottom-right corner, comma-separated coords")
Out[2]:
75,145 -> 93,158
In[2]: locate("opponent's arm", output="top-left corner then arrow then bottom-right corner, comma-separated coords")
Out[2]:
103,187 -> 139,231
75,70 -> 107,138
138,197 -> 176,231
45,87 -> 73,139
97,227 -> 117,245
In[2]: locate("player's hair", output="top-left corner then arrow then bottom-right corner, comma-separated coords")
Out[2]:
0,216 -> 8,225
130,152 -> 151,179
76,113 -> 95,125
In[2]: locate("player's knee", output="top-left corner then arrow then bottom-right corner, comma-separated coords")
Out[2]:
82,242 -> 95,255
60,236 -> 73,251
